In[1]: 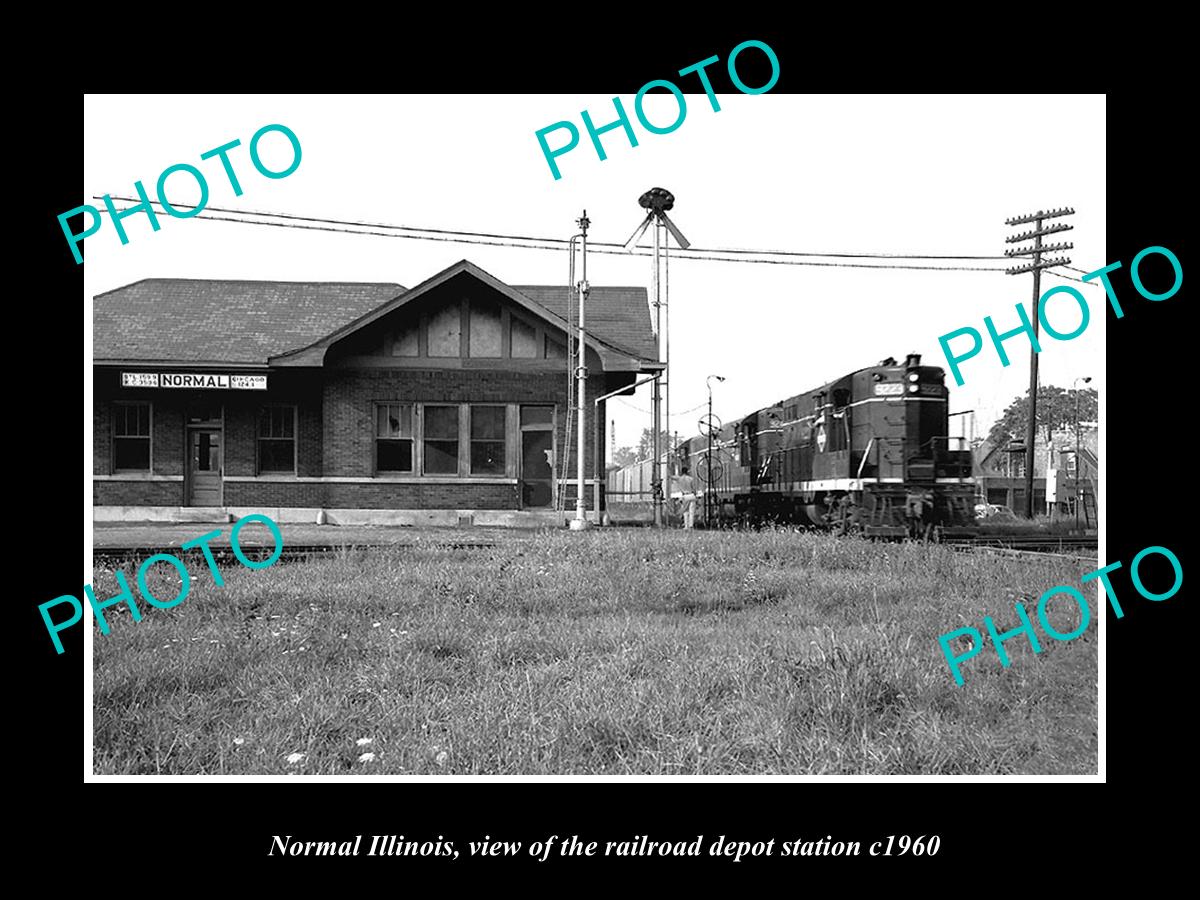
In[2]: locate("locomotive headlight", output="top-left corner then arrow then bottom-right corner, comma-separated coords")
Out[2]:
908,373 -> 919,382
908,384 -> 919,393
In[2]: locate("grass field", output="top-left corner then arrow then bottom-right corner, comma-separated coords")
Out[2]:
92,529 -> 1098,775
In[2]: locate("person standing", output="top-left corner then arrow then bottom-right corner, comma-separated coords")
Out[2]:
676,466 -> 697,529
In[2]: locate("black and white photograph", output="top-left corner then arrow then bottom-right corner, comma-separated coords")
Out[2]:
75,90 -> 1113,780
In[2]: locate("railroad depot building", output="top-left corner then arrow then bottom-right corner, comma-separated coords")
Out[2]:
93,260 -> 660,525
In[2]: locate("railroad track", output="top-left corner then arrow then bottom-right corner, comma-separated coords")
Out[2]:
945,535 -> 1097,552
92,541 -> 500,566
943,535 -> 1098,561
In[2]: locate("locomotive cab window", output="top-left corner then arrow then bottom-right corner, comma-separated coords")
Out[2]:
833,389 -> 851,415
739,422 -> 754,461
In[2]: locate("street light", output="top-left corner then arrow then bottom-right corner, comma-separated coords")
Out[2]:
706,375 -> 725,524
1074,376 -> 1092,532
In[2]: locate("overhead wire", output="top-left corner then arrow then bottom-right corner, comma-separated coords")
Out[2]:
95,196 -> 1012,271
1044,269 -> 1102,286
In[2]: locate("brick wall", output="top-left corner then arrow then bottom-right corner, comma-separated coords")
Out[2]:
323,365 -> 612,481
225,481 -> 325,508
153,404 -> 184,475
93,401 -> 110,475
94,480 -> 183,506
224,397 -> 256,477
324,482 -> 520,510
94,365 -> 623,510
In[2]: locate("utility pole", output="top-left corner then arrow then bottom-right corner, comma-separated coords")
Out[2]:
1004,207 -> 1074,519
569,210 -> 591,531
1073,375 -> 1092,532
705,375 -> 724,524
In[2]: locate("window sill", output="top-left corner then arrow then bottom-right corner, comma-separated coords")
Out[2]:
221,475 -> 518,485
96,473 -> 183,481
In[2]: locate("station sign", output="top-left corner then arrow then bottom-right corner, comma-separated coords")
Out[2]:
121,372 -> 268,390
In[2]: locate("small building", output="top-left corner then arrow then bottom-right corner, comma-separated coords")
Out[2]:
92,260 -> 661,525
974,427 -> 1098,520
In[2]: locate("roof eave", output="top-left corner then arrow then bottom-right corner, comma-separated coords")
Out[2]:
93,359 -> 271,370
272,261 -> 655,370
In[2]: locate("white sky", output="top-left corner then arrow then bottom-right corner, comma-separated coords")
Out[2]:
83,94 -> 1105,455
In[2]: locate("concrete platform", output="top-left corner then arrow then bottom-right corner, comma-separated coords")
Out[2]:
93,506 -> 599,529
92,521 -> 542,551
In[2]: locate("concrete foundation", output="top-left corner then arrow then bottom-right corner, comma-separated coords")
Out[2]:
93,506 -> 600,528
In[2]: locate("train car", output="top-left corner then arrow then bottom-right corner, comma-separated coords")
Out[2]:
673,353 -> 975,537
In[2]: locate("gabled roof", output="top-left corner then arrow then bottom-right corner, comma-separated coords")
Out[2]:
270,260 -> 660,372
93,279 -> 405,366
513,285 -> 657,362
93,263 -> 660,373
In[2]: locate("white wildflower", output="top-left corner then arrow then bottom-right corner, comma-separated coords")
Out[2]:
355,737 -> 373,746
358,752 -> 376,763
285,752 -> 305,765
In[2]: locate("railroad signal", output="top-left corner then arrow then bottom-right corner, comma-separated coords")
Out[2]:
698,412 -> 722,436
627,188 -> 693,529
1004,207 -> 1075,520
699,453 -> 724,485
626,187 -> 692,255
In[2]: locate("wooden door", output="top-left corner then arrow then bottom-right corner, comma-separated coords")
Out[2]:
521,430 -> 554,508
187,428 -> 223,506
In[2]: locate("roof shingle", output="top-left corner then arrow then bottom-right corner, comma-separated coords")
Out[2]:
93,271 -> 657,366
94,279 -> 405,364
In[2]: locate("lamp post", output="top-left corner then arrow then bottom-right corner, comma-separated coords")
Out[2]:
706,375 -> 724,524
1073,376 -> 1092,532
570,210 -> 590,532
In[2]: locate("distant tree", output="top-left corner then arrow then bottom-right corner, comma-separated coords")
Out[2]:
611,445 -> 637,467
636,428 -> 674,460
987,385 -> 1098,450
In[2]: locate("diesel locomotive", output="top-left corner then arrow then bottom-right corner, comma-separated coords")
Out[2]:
672,353 -> 976,536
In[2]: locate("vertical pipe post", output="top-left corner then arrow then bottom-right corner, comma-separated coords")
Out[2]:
706,385 -> 713,524
664,229 -> 671,522
652,219 -> 663,528
571,211 -> 591,531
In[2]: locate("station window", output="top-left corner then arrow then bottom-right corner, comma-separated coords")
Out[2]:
470,405 -> 507,475
258,405 -> 296,473
375,403 -> 413,473
113,402 -> 151,471
423,404 -> 460,474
